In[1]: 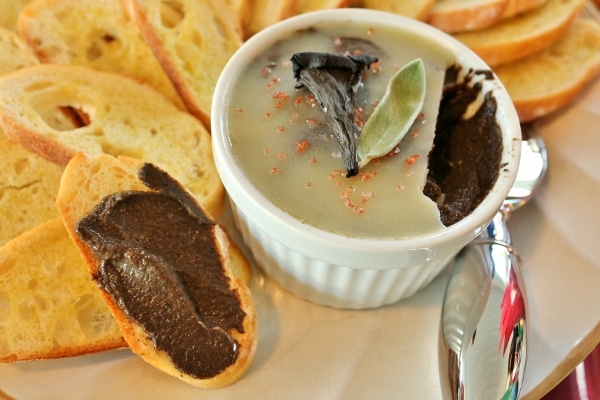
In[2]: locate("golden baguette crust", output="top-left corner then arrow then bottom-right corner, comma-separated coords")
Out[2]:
496,18 -> 600,122
0,64 -> 224,217
0,217 -> 126,363
452,0 -> 586,67
56,153 -> 257,388
123,0 -> 243,128
18,0 -> 185,110
0,140 -> 62,247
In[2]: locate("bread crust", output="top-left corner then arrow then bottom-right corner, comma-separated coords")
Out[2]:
56,153 -> 257,388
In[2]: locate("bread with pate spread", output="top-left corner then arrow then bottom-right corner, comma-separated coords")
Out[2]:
0,217 -> 126,362
0,64 -> 224,217
18,0 -> 185,110
495,18 -> 600,122
56,153 -> 257,388
452,0 -> 586,66
122,0 -> 243,128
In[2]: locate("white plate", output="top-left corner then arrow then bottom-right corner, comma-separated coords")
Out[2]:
1,79 -> 599,400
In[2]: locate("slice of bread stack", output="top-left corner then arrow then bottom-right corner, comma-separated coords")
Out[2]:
429,0 -> 548,32
18,0 -> 185,111
494,18 -> 600,122
0,0 -> 31,32
356,0 -> 436,21
451,0 -> 586,67
0,140 -> 62,247
0,218 -> 126,362
0,26 -> 38,140
123,0 -> 244,128
0,64 -> 224,217
56,153 -> 257,388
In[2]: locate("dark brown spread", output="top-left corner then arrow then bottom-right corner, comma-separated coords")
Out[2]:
424,65 -> 503,226
76,163 -> 246,379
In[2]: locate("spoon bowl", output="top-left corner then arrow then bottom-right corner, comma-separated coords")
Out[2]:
439,123 -> 548,399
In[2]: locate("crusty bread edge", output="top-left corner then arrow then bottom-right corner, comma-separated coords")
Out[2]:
56,153 -> 257,388
0,115 -> 75,167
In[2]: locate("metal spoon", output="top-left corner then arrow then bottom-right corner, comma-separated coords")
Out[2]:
439,123 -> 548,400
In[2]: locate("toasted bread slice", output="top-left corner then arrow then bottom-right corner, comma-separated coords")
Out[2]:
501,0 -> 549,19
452,0 -> 586,67
496,18 -> 600,122
0,64 -> 224,217
0,140 -> 63,247
0,0 -> 31,31
18,0 -> 185,110
56,153 -> 257,388
244,0 -> 297,38
429,0 -> 548,32
358,0 -> 435,21
296,0 -> 350,14
224,0 -> 253,38
0,26 -> 38,74
0,218 -> 127,362
0,26 -> 39,140
123,0 -> 243,128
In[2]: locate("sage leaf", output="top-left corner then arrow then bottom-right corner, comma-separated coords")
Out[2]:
357,58 -> 426,168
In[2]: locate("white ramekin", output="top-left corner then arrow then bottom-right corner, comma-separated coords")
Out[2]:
211,9 -> 521,309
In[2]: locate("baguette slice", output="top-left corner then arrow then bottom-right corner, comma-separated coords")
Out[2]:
358,0 -> 436,21
224,0 -> 253,38
296,0 -> 350,14
429,0 -> 548,33
18,0 -> 185,110
496,18 -> 600,122
0,218 -> 127,362
0,26 -> 39,140
453,0 -> 586,67
56,153 -> 257,388
0,0 -> 31,32
0,26 -> 38,74
123,0 -> 243,128
0,140 -> 62,247
0,64 -> 224,217
245,0 -> 297,38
